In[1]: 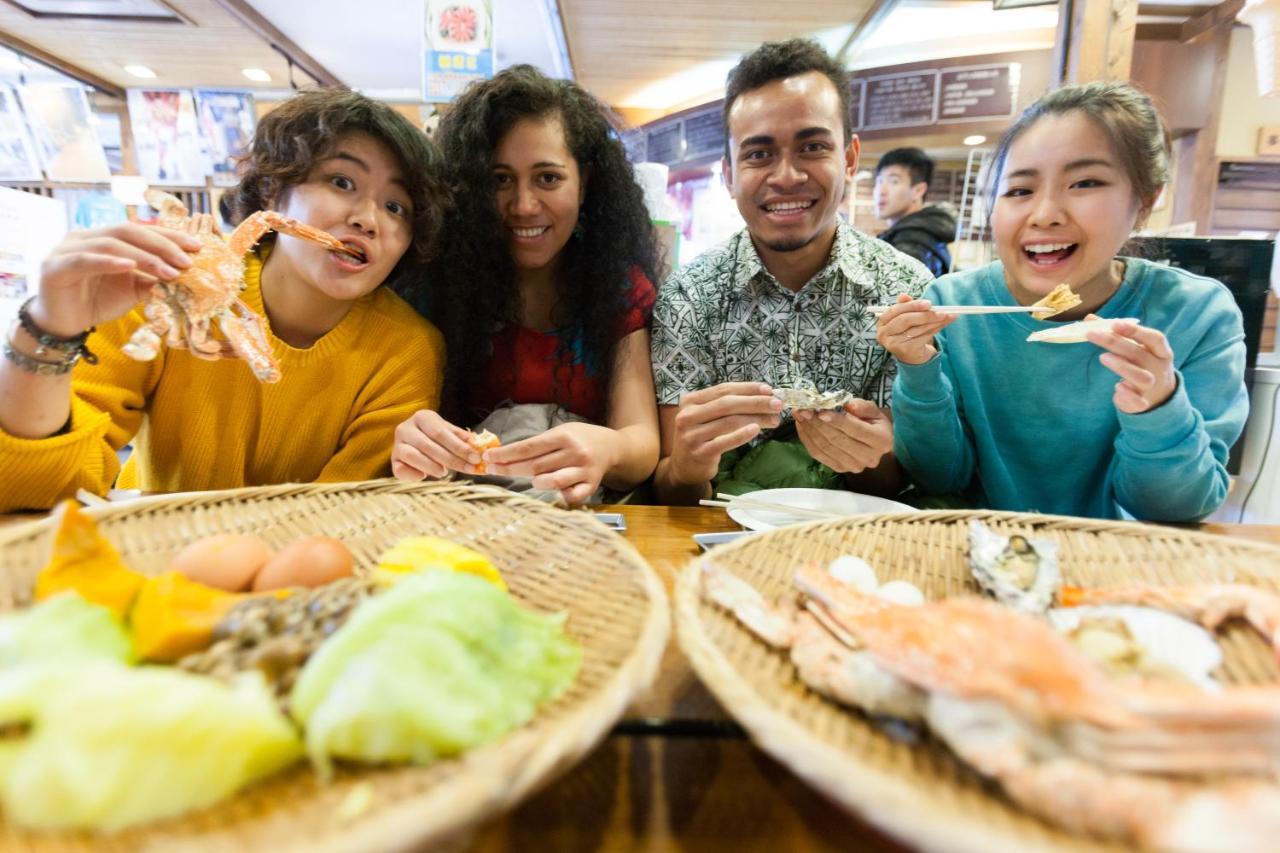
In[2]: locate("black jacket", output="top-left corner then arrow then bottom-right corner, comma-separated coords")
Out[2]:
878,204 -> 957,278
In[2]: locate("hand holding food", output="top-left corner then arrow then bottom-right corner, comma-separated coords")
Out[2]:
793,398 -> 894,474
669,382 -> 784,486
482,422 -> 613,504
391,409 -> 485,479
1084,318 -> 1178,414
875,294 -> 955,365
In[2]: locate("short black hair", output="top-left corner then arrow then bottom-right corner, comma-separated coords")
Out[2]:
875,147 -> 934,189
722,39 -> 852,159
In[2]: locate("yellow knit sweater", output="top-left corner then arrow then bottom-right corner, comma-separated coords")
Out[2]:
0,254 -> 443,511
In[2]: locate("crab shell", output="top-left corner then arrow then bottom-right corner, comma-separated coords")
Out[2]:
967,520 -> 1061,613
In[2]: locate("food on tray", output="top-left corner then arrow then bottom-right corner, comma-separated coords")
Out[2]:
170,533 -> 274,591
771,377 -> 853,411
825,555 -> 924,606
0,663 -> 300,831
1026,316 -> 1140,344
291,571 -> 580,773
375,535 -> 507,590
0,594 -> 134,667
34,502 -> 145,618
469,429 -> 502,474
251,536 -> 355,592
967,520 -> 1060,613
179,577 -> 380,706
1030,283 -> 1083,319
1047,604 -> 1222,689
703,562 -> 1280,849
130,571 -> 259,662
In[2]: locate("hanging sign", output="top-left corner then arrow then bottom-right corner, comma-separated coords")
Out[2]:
423,0 -> 494,102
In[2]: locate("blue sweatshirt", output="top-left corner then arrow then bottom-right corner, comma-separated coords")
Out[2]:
892,258 -> 1248,521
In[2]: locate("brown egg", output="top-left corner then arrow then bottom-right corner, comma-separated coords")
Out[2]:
169,533 -> 274,592
251,536 -> 355,591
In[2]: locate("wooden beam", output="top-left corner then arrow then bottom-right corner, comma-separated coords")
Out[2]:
1137,3 -> 1213,17
1170,24 -> 1231,232
835,0 -> 900,65
1054,0 -> 1140,82
0,29 -> 124,97
1136,21 -> 1184,39
1180,0 -> 1245,43
210,0 -> 343,88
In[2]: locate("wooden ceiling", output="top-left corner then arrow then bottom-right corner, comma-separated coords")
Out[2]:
560,0 -> 881,109
0,0 -> 300,95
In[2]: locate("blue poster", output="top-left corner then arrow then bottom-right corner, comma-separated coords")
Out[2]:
423,0 -> 493,102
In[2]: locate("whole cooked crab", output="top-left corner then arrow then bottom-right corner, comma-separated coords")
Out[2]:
704,562 -> 1280,850
120,190 -> 361,383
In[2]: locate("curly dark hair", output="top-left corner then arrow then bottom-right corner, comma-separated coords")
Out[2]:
723,39 -> 853,159
227,87 -> 449,293
404,65 -> 659,422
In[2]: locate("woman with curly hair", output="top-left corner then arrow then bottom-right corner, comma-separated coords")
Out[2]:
0,88 -> 450,511
392,65 -> 661,504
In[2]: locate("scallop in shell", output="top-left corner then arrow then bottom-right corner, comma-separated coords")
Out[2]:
771,378 -> 853,411
1047,604 -> 1222,690
967,520 -> 1060,613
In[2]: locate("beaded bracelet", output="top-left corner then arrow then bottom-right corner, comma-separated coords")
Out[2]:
14,297 -> 97,366
3,338 -> 76,375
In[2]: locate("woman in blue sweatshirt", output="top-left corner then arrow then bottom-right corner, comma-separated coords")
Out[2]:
877,82 -> 1248,521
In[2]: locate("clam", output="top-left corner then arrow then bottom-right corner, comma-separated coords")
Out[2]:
967,520 -> 1060,613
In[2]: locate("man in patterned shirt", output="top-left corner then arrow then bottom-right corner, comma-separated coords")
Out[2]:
651,39 -> 932,504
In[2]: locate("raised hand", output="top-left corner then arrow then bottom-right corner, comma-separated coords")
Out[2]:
875,294 -> 955,366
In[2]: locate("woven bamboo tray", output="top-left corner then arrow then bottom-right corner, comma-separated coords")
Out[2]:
0,479 -> 668,852
675,509 -> 1280,853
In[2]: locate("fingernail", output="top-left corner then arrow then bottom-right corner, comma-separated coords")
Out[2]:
469,453 -> 481,464
769,398 -> 783,411
159,264 -> 182,279
818,412 -> 832,422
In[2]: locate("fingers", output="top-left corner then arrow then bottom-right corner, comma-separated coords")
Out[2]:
395,411 -> 478,474
680,382 -> 774,406
486,449 -> 575,479
484,431 -> 562,466
797,409 -> 893,473
391,443 -> 440,480
876,298 -> 953,365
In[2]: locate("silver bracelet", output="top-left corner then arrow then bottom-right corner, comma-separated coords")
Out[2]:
3,340 -> 76,375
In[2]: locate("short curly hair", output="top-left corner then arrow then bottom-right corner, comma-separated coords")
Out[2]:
723,39 -> 853,159
227,87 -> 449,292
406,65 -> 659,422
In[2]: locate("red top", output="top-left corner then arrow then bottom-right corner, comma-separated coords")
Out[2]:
467,269 -> 656,423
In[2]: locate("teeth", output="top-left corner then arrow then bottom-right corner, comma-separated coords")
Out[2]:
340,243 -> 367,262
513,227 -> 548,238
1025,243 -> 1074,253
766,201 -> 812,212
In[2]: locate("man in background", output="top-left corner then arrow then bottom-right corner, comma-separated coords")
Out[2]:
873,147 -> 956,277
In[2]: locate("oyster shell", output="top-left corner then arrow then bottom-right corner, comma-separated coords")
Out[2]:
771,378 -> 853,411
1048,604 -> 1222,690
967,520 -> 1060,613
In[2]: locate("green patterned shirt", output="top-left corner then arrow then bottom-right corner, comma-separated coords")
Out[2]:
651,221 -> 931,414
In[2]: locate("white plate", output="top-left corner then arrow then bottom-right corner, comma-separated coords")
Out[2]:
726,488 -> 916,531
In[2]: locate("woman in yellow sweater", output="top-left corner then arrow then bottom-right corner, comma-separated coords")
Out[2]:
0,89 -> 448,512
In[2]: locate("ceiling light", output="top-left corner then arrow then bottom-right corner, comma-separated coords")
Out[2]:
964,135 -> 987,146
241,68 -> 271,82
124,64 -> 156,79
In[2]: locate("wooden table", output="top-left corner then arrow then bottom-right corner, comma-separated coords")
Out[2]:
470,508 -> 1280,851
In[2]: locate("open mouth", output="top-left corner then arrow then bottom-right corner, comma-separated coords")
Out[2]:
1023,243 -> 1078,266
763,200 -> 816,215
331,242 -> 369,268
511,226 -> 550,239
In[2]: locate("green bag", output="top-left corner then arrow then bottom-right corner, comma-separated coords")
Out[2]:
713,424 -> 843,495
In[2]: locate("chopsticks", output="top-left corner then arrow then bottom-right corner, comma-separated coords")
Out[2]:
866,304 -> 1050,317
699,493 -> 844,519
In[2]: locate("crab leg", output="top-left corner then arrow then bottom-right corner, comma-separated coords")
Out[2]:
217,302 -> 280,383
227,210 -> 360,258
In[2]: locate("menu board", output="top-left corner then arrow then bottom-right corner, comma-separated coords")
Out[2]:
682,107 -> 726,160
848,79 -> 865,131
938,64 -> 1017,123
646,123 -> 684,166
863,71 -> 939,130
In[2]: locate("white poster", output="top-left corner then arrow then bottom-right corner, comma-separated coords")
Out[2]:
0,186 -> 68,328
128,88 -> 211,186
17,83 -> 111,182
0,85 -> 40,181
194,89 -> 256,187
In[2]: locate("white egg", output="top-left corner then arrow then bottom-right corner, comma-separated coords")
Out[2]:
875,580 -> 925,607
827,555 -> 878,593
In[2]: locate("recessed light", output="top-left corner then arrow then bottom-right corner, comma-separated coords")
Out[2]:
964,135 -> 987,146
241,68 -> 271,83
124,64 -> 157,79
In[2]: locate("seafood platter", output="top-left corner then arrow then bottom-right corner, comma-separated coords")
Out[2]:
0,480 -> 667,850
676,510 -> 1280,852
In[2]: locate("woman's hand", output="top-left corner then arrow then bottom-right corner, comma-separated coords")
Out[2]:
1086,318 -> 1177,414
391,410 -> 482,480
30,223 -> 203,338
875,294 -> 955,365
482,422 -> 616,505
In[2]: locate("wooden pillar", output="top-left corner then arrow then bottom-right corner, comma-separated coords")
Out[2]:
1170,25 -> 1233,233
1053,0 -> 1140,83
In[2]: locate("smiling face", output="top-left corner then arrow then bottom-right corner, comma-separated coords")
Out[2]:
724,71 -> 857,258
991,111 -> 1149,309
492,115 -> 584,274
268,131 -> 414,303
874,164 -> 925,223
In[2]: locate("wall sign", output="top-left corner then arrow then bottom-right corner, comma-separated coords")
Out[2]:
938,64 -> 1018,123
862,71 -> 939,130
681,106 -> 726,160
646,123 -> 683,166
849,79 -> 865,131
1260,126 -> 1280,157
423,0 -> 493,102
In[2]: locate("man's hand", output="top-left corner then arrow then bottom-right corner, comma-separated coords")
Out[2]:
666,382 -> 783,486
794,398 -> 893,474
